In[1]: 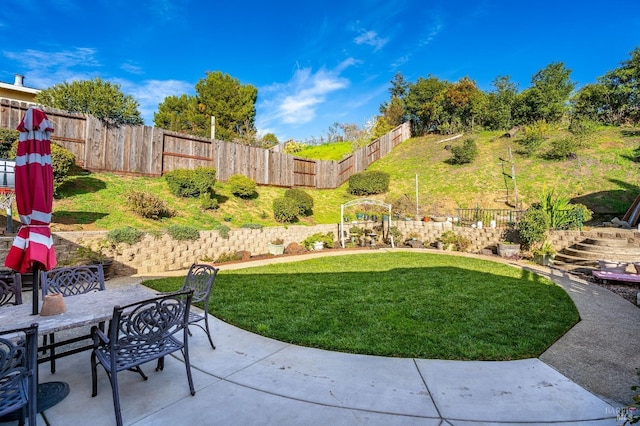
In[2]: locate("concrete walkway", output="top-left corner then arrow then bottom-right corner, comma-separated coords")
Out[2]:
6,250 -> 637,425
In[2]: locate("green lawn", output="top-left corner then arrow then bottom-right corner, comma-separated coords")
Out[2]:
144,252 -> 579,360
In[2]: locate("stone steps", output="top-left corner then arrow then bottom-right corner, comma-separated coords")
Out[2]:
555,236 -> 640,273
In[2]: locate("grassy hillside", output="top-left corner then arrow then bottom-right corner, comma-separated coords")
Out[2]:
20,126 -> 640,232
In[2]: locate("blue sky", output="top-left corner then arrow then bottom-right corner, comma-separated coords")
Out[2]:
1,0 -> 639,142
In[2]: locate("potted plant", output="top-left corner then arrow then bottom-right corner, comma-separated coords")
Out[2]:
349,226 -> 362,244
268,238 -> 285,255
532,241 -> 556,266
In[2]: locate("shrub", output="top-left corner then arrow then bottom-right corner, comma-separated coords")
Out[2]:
519,120 -> 550,156
214,224 -> 230,239
438,231 -> 471,252
284,188 -> 314,216
347,170 -> 390,195
518,208 -> 550,248
125,190 -> 174,219
283,140 -> 306,154
228,174 -> 256,198
273,197 -> 299,223
193,167 -> 217,195
165,167 -> 216,198
302,232 -> 334,250
241,223 -> 263,229
166,224 -> 200,241
199,193 -> 219,210
216,251 -> 243,263
0,129 -> 18,158
10,141 -> 77,195
546,137 -> 579,160
449,138 -> 478,165
107,226 -> 145,245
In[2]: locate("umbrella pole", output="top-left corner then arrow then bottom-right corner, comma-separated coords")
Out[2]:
32,265 -> 39,315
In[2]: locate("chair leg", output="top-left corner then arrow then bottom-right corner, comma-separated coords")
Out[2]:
203,315 -> 216,350
156,356 -> 165,372
50,333 -> 56,374
109,371 -> 124,426
182,346 -> 195,396
91,352 -> 98,397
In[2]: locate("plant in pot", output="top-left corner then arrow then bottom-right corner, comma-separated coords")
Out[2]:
531,241 -> 556,266
497,227 -> 521,258
268,238 -> 285,255
349,226 -> 362,244
302,232 -> 334,251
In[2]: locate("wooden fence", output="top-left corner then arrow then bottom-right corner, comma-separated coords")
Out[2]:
0,99 -> 411,188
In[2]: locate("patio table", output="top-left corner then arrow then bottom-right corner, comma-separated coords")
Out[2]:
0,284 -> 155,420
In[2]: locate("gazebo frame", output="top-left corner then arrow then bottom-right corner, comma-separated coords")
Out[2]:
340,198 -> 392,248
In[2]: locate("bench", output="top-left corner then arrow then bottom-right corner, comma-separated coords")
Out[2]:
592,270 -> 640,283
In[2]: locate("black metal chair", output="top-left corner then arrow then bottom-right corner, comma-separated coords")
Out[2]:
90,290 -> 195,426
181,264 -> 219,349
40,264 -> 106,373
0,271 -> 22,307
0,323 -> 38,426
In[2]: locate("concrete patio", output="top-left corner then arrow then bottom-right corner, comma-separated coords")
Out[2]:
2,251 -> 636,425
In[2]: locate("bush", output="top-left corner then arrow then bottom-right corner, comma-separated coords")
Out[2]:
125,190 -> 174,219
347,171 -> 390,195
518,120 -> 550,156
0,129 -> 18,158
284,188 -> 314,216
241,223 -> 263,229
10,141 -> 77,195
165,224 -> 200,241
449,138 -> 478,165
546,137 -> 579,160
228,174 -> 256,198
214,224 -> 230,239
302,232 -> 334,250
273,197 -> 299,223
165,167 -> 216,198
107,226 -> 145,245
518,208 -> 550,248
438,231 -> 471,251
199,193 -> 219,210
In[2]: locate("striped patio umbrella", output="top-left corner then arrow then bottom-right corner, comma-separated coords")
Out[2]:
5,107 -> 57,314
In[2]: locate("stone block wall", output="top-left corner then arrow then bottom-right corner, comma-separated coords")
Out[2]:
2,223 -> 638,276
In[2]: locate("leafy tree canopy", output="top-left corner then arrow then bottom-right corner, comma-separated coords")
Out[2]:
155,71 -> 258,143
35,78 -> 143,127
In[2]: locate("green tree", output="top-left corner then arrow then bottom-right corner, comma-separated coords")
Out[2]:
441,76 -> 485,132
35,78 -> 143,127
573,47 -> 640,125
155,71 -> 258,142
404,75 -> 449,135
483,75 -> 518,130
196,71 -> 258,142
514,62 -> 575,125
154,94 -> 209,136
259,133 -> 279,148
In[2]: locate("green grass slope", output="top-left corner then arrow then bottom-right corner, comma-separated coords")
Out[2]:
39,126 -> 640,231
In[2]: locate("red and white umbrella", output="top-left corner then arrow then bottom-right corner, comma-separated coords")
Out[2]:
5,107 -> 57,314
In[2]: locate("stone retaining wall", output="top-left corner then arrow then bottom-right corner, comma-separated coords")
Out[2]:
1,223 -> 638,276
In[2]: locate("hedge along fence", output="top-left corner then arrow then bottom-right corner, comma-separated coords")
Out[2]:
0,99 -> 411,189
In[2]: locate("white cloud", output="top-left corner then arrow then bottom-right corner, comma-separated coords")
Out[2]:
116,79 -> 193,125
2,47 -> 101,89
354,30 -> 388,52
261,62 -> 353,128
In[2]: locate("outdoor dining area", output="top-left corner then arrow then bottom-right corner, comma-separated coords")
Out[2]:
0,107 -> 221,425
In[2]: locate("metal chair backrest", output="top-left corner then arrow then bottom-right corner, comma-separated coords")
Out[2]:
181,264 -> 218,305
0,271 -> 22,307
108,290 -> 193,359
41,264 -> 105,298
0,323 -> 38,425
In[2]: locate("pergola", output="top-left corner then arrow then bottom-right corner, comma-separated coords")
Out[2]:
340,198 -> 392,248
